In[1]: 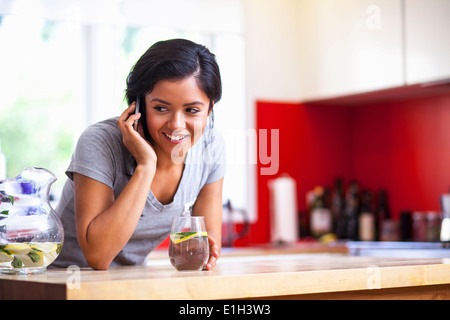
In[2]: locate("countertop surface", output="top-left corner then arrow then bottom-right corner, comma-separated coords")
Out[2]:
2,244 -> 450,299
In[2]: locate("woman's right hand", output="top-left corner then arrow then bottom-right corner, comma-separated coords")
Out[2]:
117,102 -> 157,173
76,104 -> 158,269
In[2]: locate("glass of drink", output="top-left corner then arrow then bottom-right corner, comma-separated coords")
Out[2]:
169,216 -> 209,271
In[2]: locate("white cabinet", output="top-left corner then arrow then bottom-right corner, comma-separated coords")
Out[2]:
297,0 -> 404,100
405,0 -> 450,84
244,0 -> 450,102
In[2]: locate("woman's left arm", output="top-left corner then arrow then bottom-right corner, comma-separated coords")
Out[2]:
193,177 -> 224,270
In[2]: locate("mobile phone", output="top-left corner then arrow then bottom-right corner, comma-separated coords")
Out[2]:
133,96 -> 140,131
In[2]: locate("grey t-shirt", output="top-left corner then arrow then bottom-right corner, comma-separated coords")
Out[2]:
52,117 -> 225,268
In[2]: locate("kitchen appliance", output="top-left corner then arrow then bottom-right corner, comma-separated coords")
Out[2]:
222,200 -> 249,247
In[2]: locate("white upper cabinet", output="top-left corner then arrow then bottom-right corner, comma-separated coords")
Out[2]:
297,0 -> 404,100
405,0 -> 450,85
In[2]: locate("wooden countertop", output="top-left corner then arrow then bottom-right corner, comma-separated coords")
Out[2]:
2,249 -> 450,300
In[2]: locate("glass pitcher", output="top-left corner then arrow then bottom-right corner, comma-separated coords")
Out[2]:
0,167 -> 64,274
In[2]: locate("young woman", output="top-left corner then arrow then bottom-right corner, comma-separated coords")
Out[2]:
53,39 -> 225,270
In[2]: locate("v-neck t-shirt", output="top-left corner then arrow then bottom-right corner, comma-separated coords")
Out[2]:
52,117 -> 225,268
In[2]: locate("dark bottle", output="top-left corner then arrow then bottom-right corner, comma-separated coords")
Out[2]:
331,177 -> 346,239
375,189 -> 391,241
400,211 -> 412,241
345,181 -> 360,240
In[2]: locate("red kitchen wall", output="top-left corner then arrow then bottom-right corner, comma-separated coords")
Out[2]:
248,91 -> 450,245
350,93 -> 450,214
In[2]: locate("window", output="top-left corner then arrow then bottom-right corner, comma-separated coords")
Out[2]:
0,15 -> 83,194
0,0 -> 247,212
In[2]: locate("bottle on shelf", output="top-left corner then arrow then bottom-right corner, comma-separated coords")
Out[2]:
331,177 -> 346,239
345,181 -> 360,240
376,189 -> 398,241
309,186 -> 332,238
358,190 -> 376,241
400,211 -> 412,241
375,189 -> 388,240
412,211 -> 427,241
426,211 -> 441,242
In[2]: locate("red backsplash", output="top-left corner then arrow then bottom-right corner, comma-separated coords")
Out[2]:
250,91 -> 450,245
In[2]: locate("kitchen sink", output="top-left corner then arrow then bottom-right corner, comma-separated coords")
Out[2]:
347,241 -> 450,259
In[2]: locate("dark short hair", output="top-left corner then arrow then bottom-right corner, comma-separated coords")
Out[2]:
126,38 -> 222,112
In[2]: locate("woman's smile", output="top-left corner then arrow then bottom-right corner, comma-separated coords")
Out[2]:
162,131 -> 189,144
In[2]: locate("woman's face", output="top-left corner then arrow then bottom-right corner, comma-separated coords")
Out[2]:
144,75 -> 211,162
